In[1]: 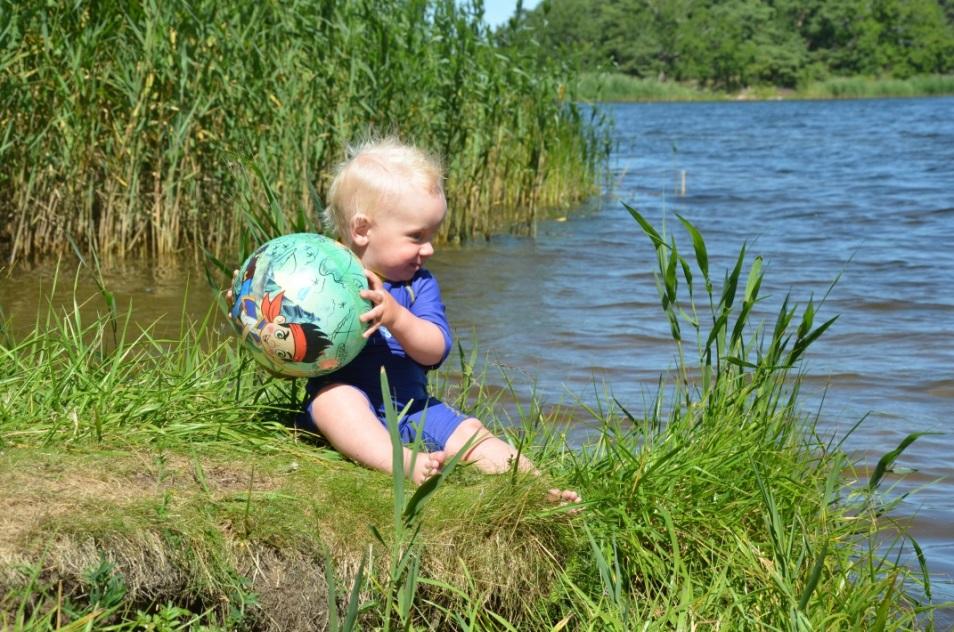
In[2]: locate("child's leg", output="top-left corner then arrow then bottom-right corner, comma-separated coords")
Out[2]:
443,417 -> 535,474
443,418 -> 581,505
306,384 -> 444,484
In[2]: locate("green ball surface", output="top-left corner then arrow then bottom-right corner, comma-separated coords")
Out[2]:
229,233 -> 370,377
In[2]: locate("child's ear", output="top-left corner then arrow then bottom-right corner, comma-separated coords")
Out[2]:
350,213 -> 371,246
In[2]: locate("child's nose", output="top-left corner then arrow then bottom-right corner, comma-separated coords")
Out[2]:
420,241 -> 434,257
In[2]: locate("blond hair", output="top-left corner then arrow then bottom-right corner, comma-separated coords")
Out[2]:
324,138 -> 444,243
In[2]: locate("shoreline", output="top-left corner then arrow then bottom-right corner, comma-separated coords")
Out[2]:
577,72 -> 954,104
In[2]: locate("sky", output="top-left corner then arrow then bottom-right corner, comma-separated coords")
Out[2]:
480,0 -> 541,27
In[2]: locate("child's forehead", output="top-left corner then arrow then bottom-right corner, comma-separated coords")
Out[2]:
375,180 -> 444,212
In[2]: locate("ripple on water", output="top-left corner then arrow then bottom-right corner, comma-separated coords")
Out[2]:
912,379 -> 954,399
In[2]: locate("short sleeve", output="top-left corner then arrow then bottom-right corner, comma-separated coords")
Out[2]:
409,270 -> 453,368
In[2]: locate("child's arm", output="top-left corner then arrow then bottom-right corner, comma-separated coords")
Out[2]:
359,271 -> 447,367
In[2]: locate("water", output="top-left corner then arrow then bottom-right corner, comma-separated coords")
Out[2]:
429,97 -> 954,616
2,97 -> 952,617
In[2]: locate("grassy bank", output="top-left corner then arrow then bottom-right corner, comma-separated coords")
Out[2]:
579,71 -> 954,102
0,213 -> 938,629
0,1 -> 608,264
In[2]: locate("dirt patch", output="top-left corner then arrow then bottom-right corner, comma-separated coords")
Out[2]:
0,449 -> 332,629
1,533 -> 332,631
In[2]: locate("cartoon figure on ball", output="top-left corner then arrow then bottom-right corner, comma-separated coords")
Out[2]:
229,233 -> 371,378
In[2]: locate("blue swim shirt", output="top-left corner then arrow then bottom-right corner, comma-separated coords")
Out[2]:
304,269 -> 453,406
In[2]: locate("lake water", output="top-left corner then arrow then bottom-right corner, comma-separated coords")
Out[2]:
430,97 -> 954,617
2,97 -> 952,617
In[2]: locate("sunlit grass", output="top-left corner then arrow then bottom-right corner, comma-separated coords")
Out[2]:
0,212 -> 939,629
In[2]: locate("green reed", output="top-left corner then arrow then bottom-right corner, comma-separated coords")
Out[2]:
0,0 -> 608,264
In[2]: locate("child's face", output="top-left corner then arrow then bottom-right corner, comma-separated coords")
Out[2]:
360,185 -> 446,281
260,321 -> 296,361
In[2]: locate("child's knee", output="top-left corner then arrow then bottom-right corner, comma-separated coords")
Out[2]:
446,417 -> 491,453
306,383 -> 364,426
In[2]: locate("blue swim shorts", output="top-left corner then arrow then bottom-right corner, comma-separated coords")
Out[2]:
297,389 -> 470,452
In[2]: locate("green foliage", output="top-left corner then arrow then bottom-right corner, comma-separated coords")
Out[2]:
517,0 -> 954,91
0,0 -> 608,263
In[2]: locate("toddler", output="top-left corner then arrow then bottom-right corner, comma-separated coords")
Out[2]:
295,138 -> 577,504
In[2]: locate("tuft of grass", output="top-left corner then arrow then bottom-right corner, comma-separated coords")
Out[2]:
540,207 -> 936,630
0,267 -> 572,629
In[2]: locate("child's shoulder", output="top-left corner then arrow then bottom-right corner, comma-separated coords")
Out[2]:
412,267 -> 439,283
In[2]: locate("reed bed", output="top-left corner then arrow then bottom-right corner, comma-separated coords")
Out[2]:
797,74 -> 954,99
0,213 -> 937,629
0,0 -> 608,264
577,70 -> 954,102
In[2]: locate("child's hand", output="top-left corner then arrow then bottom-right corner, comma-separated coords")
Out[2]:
224,269 -> 239,302
359,270 -> 401,338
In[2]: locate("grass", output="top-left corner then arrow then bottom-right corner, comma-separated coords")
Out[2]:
0,211 -> 941,629
577,71 -> 954,102
797,75 -> 954,99
0,0 -> 609,264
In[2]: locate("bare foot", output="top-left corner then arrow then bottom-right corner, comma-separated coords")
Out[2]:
406,449 -> 445,485
547,488 -> 583,513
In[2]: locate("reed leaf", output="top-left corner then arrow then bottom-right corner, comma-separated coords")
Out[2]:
675,212 -> 709,286
868,432 -> 939,492
624,203 -> 665,250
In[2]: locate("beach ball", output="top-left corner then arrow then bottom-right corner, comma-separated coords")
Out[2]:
229,233 -> 370,378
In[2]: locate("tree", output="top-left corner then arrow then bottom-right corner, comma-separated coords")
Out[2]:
519,0 -> 954,88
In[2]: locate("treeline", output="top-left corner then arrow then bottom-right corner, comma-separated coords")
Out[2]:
517,0 -> 954,90
0,0 -> 607,264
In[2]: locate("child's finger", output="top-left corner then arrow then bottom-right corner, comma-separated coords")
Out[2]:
364,269 -> 383,290
225,269 -> 240,301
360,289 -> 387,307
359,303 -> 384,325
359,306 -> 379,323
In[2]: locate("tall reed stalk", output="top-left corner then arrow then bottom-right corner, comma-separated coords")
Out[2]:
0,0 -> 609,264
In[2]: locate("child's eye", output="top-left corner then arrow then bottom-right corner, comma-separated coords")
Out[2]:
276,330 -> 288,340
